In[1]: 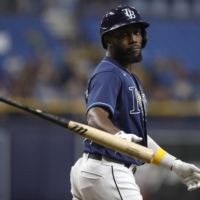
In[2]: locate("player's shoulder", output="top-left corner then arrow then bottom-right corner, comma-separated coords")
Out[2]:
95,58 -> 117,74
92,57 -> 126,78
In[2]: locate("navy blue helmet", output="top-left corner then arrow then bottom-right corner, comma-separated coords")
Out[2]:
100,5 -> 150,49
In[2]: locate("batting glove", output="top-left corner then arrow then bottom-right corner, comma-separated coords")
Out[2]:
172,159 -> 200,191
115,131 -> 143,143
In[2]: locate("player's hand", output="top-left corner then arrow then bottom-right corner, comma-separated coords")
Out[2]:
172,160 -> 200,191
115,131 -> 143,143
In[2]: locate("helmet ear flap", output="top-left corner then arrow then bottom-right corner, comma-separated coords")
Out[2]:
102,34 -> 110,49
141,29 -> 148,49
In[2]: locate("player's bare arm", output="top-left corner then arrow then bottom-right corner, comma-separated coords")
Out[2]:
87,106 -> 143,143
87,106 -> 120,135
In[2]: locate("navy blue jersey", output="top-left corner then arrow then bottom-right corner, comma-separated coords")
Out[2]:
84,56 -> 148,166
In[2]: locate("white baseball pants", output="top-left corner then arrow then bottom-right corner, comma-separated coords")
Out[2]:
70,153 -> 143,200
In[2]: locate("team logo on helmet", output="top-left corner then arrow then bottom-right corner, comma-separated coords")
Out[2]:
122,8 -> 136,19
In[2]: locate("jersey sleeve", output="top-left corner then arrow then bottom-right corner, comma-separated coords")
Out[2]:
86,71 -> 121,117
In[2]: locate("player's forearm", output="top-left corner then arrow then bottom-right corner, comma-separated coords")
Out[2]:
87,107 -> 120,135
147,135 -> 177,170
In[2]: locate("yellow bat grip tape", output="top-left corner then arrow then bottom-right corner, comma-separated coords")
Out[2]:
152,147 -> 167,165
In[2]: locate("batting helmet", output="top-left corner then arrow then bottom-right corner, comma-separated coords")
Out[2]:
100,5 -> 150,49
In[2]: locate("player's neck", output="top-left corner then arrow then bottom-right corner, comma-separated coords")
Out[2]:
106,52 -> 132,70
106,54 -> 133,73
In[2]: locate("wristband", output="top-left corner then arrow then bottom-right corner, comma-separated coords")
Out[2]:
152,147 -> 167,165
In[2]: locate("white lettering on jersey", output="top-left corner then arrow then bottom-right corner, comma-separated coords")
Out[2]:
129,86 -> 140,114
129,87 -> 147,121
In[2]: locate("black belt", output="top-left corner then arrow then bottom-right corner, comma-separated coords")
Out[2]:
88,153 -> 134,170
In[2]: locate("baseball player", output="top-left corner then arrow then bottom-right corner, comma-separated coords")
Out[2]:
70,5 -> 200,200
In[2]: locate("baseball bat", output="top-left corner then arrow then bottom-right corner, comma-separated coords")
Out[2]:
0,96 -> 154,163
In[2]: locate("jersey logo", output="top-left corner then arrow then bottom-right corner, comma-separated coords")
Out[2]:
122,8 -> 136,19
129,86 -> 147,120
129,86 -> 140,114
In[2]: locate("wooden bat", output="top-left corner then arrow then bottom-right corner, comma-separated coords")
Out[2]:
0,96 -> 154,163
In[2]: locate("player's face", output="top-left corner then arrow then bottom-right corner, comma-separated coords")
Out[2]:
107,24 -> 143,63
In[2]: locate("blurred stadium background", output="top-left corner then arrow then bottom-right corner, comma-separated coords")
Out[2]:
0,0 -> 200,199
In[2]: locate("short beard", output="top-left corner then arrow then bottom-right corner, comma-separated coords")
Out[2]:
114,45 -> 143,64
124,52 -> 143,63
